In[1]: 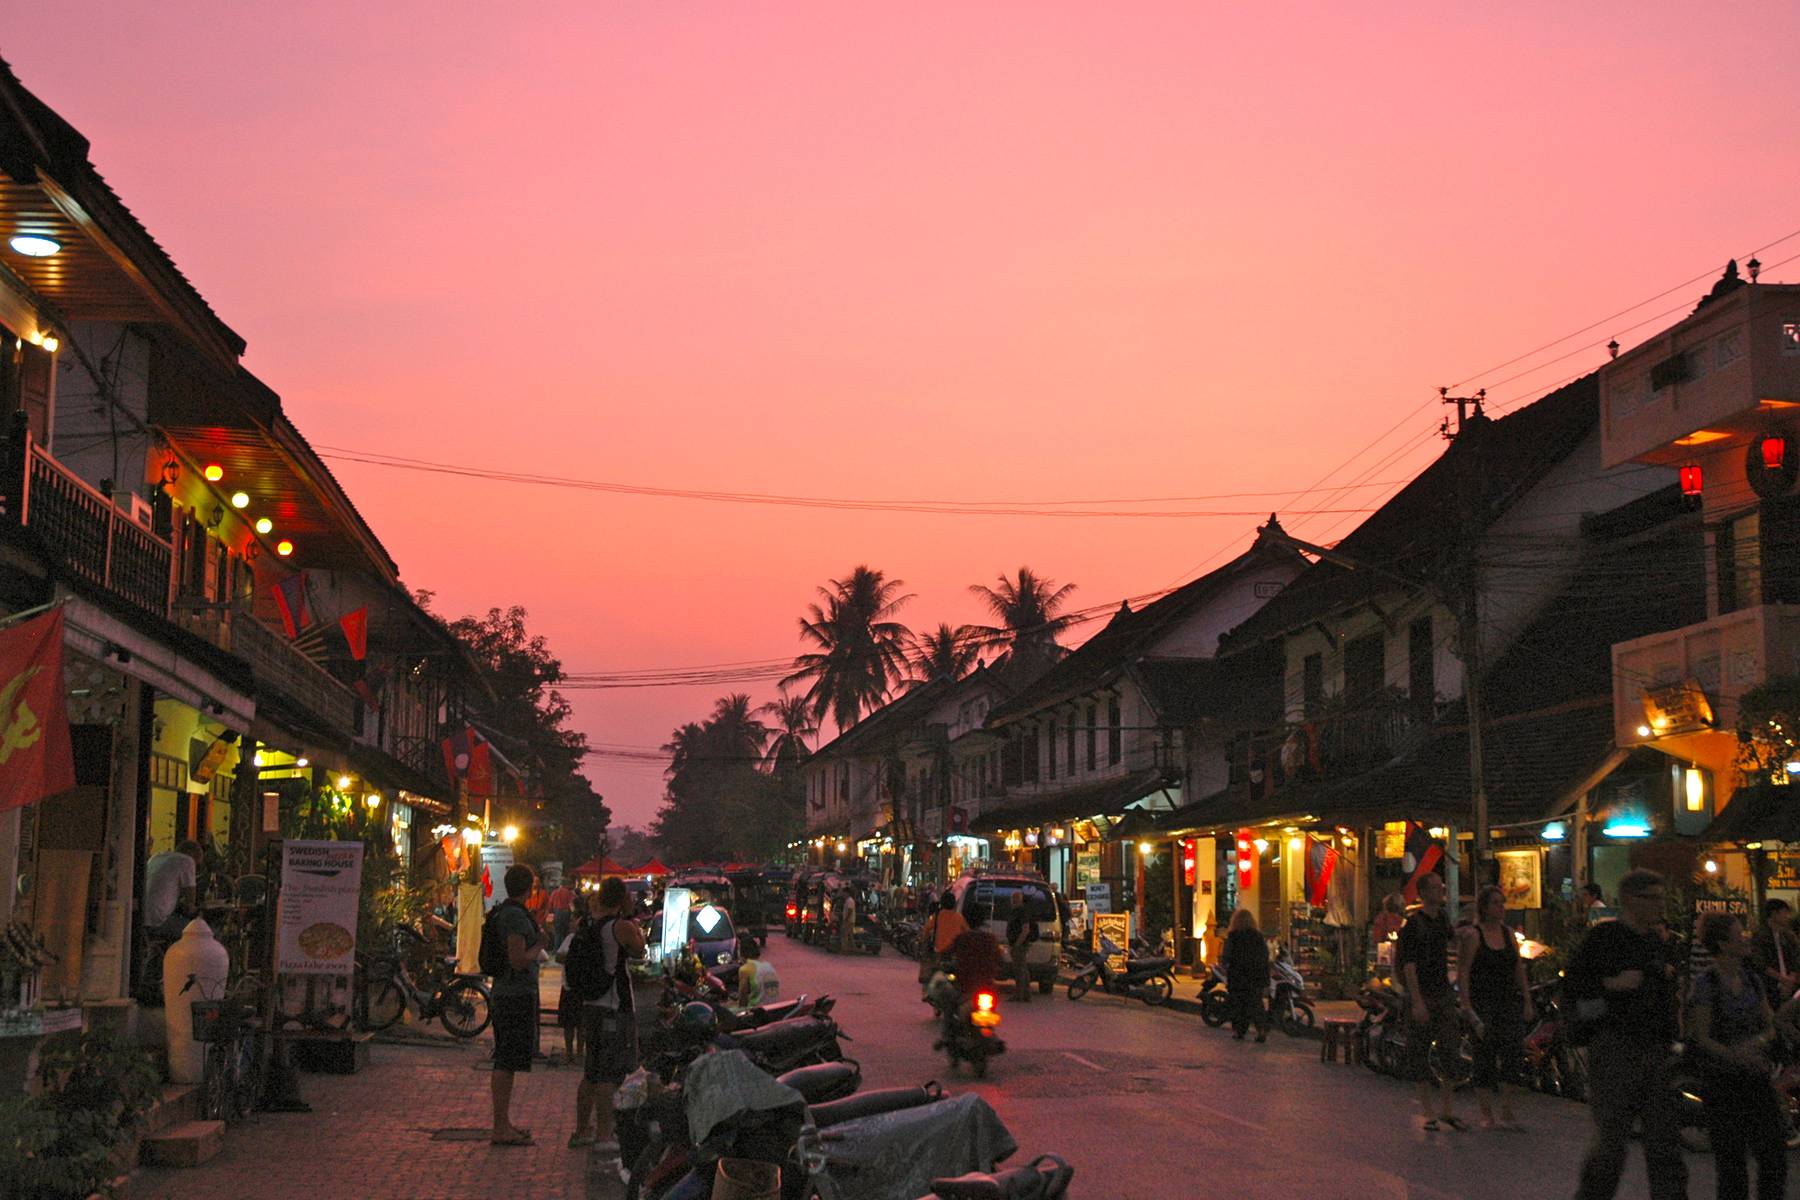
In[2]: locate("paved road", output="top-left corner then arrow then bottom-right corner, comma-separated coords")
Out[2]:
764,932 -> 1731,1200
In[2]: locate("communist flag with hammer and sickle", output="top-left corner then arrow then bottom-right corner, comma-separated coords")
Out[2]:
0,608 -> 76,814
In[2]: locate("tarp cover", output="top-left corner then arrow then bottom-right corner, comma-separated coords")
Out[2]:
684,1050 -> 805,1147
816,1094 -> 1017,1200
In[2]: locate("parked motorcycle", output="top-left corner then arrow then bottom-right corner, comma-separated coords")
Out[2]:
1198,960 -> 1230,1028
1268,943 -> 1316,1037
1065,935 -> 1174,1006
920,1155 -> 1073,1199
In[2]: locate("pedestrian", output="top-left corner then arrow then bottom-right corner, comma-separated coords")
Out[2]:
949,903 -> 1004,999
548,876 -> 576,950
555,892 -> 591,1066
1219,907 -> 1270,1042
1005,892 -> 1038,1003
1750,898 -> 1799,1006
1564,867 -> 1685,1200
1456,884 -> 1535,1129
838,887 -> 858,954
485,865 -> 545,1147
1687,912 -> 1787,1200
1396,871 -> 1465,1131
564,876 -> 645,1164
735,935 -> 780,1008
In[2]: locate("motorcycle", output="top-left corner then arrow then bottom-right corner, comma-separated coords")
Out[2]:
1198,960 -> 1230,1028
931,978 -> 1006,1078
1065,935 -> 1174,1006
1268,943 -> 1316,1037
920,1155 -> 1073,1200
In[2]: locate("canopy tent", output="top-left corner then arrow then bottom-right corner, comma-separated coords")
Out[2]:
636,858 -> 671,877
572,857 -> 630,877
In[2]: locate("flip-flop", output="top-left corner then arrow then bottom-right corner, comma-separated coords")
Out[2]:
592,1140 -> 620,1155
1441,1116 -> 1470,1132
491,1131 -> 534,1147
567,1133 -> 596,1149
1422,1119 -> 1441,1132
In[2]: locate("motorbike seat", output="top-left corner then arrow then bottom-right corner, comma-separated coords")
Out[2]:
1126,956 -> 1174,973
776,1060 -> 861,1103
728,1015 -> 834,1059
929,1156 -> 1073,1199
808,1083 -> 942,1128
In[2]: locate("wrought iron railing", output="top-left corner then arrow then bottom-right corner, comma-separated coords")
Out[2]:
19,440 -> 174,616
175,601 -> 357,735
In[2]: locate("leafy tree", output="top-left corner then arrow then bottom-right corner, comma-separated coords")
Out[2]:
652,693 -> 803,863
783,565 -> 913,732
907,622 -> 981,687
969,567 -> 1077,675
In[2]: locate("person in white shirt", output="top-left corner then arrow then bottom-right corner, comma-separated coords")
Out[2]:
144,840 -> 203,940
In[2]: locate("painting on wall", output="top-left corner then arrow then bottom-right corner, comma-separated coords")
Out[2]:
1496,850 -> 1542,910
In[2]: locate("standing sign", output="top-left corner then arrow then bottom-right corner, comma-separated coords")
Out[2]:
479,842 -> 515,912
276,839 -> 364,975
660,887 -> 694,965
1092,912 -> 1132,973
1084,882 -> 1113,914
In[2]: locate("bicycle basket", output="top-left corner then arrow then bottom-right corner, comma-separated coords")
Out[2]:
191,999 -> 245,1043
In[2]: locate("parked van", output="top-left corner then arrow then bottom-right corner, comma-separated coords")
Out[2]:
946,870 -> 1063,993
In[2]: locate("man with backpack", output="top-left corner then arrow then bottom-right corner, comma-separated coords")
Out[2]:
564,877 -> 645,1160
481,864 -> 545,1147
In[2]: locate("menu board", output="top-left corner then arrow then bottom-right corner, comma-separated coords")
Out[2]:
1092,912 -> 1132,973
276,839 -> 364,975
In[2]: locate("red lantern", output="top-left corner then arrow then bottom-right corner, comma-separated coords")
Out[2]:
1762,435 -> 1788,472
1235,829 -> 1256,890
1679,462 -> 1703,497
1181,838 -> 1197,887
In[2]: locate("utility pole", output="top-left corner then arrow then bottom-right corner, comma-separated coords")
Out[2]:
1442,387 -> 1490,885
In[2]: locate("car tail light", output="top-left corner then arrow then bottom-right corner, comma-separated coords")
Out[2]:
786,904 -> 798,918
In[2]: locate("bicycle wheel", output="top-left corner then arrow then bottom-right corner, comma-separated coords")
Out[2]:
438,979 -> 492,1038
199,1041 -> 231,1121
228,1031 -> 261,1121
362,980 -> 406,1032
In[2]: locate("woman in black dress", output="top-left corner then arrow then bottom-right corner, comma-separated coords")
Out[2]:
1220,907 -> 1270,1042
1456,884 -> 1535,1128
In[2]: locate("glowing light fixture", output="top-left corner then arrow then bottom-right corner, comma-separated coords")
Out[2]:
296,756 -> 309,768
462,826 -> 482,845
203,463 -> 225,482
1636,724 -> 1652,738
276,539 -> 294,556
1703,859 -> 1719,875
252,750 -> 265,767
1762,434 -> 1788,471
502,824 -> 520,844
230,491 -> 250,509
1683,766 -> 1705,813
336,774 -> 353,791
1138,841 -> 1153,855
1678,463 -> 1703,497
1541,821 -> 1567,842
9,234 -> 61,257
365,793 -> 382,809
1252,837 -> 1269,855
255,517 -> 273,535
38,332 -> 58,353
1601,817 -> 1651,839
1786,759 -> 1800,776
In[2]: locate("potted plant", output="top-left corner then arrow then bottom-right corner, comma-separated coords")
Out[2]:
0,1029 -> 159,1200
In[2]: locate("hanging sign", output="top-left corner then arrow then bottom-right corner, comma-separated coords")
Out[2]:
276,839 -> 364,975
1084,881 -> 1112,914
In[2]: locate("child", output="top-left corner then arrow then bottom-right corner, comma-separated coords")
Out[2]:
556,892 -> 592,1065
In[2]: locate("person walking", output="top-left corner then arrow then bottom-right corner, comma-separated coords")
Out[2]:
1688,913 -> 1787,1200
564,876 -> 645,1162
1457,884 -> 1535,1129
1005,892 -> 1039,1003
485,865 -> 545,1147
1565,867 -> 1686,1200
1397,871 -> 1465,1131
1750,898 -> 1799,1006
1219,908 -> 1270,1042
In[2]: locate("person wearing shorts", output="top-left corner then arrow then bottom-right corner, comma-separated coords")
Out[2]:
567,877 -> 645,1158
1398,871 -> 1466,1131
488,865 -> 544,1146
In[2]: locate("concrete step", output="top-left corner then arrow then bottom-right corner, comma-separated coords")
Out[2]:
140,1119 -> 224,1168
143,1085 -> 199,1137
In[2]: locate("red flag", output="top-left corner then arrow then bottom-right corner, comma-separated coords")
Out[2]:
467,738 -> 494,800
272,574 -> 311,639
1401,822 -> 1444,904
0,608 -> 77,813
338,607 -> 368,661
1305,840 -> 1340,907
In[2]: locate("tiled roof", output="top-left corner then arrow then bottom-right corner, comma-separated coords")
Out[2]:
1130,645 -> 1283,726
1220,375 -> 1601,650
808,676 -> 954,761
971,767 -> 1177,833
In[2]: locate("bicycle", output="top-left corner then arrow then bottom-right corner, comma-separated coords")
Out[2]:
184,971 -> 264,1123
359,953 -> 492,1039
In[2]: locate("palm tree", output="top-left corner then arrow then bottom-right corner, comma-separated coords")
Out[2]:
783,565 -> 914,731
970,567 -> 1078,672
907,622 -> 981,687
706,693 -> 769,763
760,691 -> 818,773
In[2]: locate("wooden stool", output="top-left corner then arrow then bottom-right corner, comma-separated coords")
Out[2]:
1320,1017 -> 1362,1064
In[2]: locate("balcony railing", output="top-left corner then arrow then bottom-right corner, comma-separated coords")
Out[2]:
19,440 -> 174,616
176,602 -> 358,736
1613,603 -> 1800,748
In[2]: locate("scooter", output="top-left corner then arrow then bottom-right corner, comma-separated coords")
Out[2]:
1198,960 -> 1230,1028
1269,944 -> 1316,1036
934,984 -> 1006,1078
921,1155 -> 1074,1199
1065,935 -> 1175,1006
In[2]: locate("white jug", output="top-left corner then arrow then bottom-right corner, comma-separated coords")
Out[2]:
162,917 -> 229,1084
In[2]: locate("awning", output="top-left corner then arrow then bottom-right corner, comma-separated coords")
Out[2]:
971,769 -> 1177,834
1699,782 -> 1800,845
61,594 -> 255,730
349,742 -> 451,812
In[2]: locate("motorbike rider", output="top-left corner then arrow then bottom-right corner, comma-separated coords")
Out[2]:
920,892 -> 970,993
949,904 -> 1004,1000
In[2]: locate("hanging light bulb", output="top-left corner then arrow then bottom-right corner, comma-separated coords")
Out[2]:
230,491 -> 250,509
203,463 -> 225,482
255,517 -> 273,535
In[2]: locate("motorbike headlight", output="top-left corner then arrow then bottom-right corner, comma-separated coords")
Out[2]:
716,953 -> 733,965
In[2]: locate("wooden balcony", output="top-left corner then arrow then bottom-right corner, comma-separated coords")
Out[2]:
1613,603 -> 1800,748
175,602 -> 357,736
18,438 -> 173,616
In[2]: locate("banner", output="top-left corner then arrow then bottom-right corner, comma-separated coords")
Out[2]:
338,607 -> 368,661
272,574 -> 312,639
276,839 -> 364,975
0,608 -> 76,813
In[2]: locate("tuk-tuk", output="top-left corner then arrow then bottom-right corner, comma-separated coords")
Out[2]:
817,872 -> 883,954
788,869 -> 825,940
728,865 -> 789,942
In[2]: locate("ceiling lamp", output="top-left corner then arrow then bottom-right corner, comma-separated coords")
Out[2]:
275,539 -> 294,557
1761,434 -> 1788,472
230,491 -> 250,509
203,463 -> 225,482
8,233 -> 61,257
1679,463 -> 1702,498
336,774 -> 353,791
254,517 -> 273,535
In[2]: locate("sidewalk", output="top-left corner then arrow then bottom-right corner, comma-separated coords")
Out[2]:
135,966 -> 622,1200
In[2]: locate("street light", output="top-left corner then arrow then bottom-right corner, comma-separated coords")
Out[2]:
501,824 -> 520,844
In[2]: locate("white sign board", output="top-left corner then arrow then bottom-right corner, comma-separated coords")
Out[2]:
540,860 -> 564,888
659,887 -> 693,965
276,839 -> 364,975
1084,882 -> 1113,914
480,842 -> 516,912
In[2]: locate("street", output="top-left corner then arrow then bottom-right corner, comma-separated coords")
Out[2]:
131,933 -> 1736,1199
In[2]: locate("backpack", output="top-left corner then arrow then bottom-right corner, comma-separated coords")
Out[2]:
479,900 -> 534,979
566,917 -> 619,1004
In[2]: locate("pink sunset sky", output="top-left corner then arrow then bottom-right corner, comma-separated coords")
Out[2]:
8,3 -> 1800,827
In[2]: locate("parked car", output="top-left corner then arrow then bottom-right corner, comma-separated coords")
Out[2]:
947,870 -> 1063,993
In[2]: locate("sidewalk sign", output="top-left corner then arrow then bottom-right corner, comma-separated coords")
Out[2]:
276,839 -> 364,975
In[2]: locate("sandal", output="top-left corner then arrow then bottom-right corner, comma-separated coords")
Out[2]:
1441,1116 -> 1470,1132
491,1130 -> 534,1147
567,1132 -> 596,1149
1422,1119 -> 1441,1132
